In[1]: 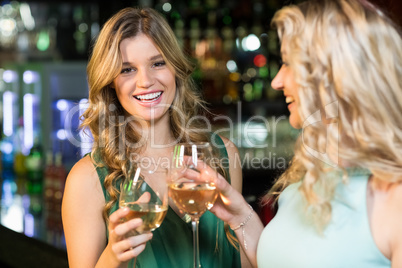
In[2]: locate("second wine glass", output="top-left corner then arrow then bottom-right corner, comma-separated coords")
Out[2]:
169,142 -> 219,268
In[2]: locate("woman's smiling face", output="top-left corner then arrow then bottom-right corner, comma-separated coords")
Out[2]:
113,33 -> 176,123
271,42 -> 302,129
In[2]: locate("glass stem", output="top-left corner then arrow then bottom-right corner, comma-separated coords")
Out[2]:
192,218 -> 201,268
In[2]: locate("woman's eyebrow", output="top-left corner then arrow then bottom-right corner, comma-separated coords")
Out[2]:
149,54 -> 164,61
121,54 -> 164,66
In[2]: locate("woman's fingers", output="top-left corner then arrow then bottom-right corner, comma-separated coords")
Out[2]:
172,162 -> 218,183
182,168 -> 201,180
109,207 -> 130,230
138,192 -> 151,203
106,207 -> 155,263
114,218 -> 143,237
211,173 -> 246,215
113,232 -> 153,253
112,232 -> 153,262
109,208 -> 144,239
215,173 -> 232,194
117,244 -> 146,262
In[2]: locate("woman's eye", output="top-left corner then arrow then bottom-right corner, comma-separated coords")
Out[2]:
121,67 -> 134,74
153,61 -> 166,67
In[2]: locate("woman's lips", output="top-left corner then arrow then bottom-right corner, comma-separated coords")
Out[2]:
134,91 -> 162,102
133,91 -> 164,107
285,96 -> 295,110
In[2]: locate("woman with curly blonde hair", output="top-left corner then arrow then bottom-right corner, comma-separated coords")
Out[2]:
209,0 -> 402,267
62,7 -> 247,268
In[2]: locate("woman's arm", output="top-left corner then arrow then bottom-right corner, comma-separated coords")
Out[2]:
210,168 -> 264,268
62,155 -> 152,268
62,155 -> 107,267
219,136 -> 264,268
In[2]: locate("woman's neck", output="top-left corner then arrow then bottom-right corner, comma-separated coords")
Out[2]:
133,116 -> 176,160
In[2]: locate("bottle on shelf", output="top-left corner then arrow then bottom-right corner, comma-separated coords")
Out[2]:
25,138 -> 44,216
52,152 -> 67,246
43,151 -> 55,243
14,117 -> 28,196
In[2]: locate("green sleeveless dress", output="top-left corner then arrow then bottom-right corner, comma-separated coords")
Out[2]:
91,135 -> 241,268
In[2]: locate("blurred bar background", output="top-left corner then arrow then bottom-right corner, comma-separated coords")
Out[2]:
0,0 -> 400,267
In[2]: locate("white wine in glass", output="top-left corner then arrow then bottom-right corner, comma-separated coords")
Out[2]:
168,182 -> 217,217
119,160 -> 169,266
169,142 -> 219,268
121,202 -> 167,233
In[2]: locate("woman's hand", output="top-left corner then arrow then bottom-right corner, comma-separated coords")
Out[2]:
211,173 -> 263,268
178,159 -> 252,227
105,207 -> 153,264
172,158 -> 255,230
210,173 -> 252,229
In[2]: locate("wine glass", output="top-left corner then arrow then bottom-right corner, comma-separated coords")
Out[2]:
119,160 -> 169,264
168,142 -> 219,268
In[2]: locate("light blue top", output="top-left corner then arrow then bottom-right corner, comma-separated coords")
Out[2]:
257,168 -> 391,268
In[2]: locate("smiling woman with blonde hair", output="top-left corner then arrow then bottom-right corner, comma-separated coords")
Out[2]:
207,0 -> 402,267
62,7 -> 248,268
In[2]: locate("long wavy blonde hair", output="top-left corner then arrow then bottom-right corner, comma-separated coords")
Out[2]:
265,0 -> 402,229
81,7 -> 214,220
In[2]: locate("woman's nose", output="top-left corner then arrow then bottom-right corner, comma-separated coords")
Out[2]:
137,69 -> 154,88
271,66 -> 284,91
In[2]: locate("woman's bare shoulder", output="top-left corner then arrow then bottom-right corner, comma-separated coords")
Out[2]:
218,135 -> 240,155
70,154 -> 95,171
65,154 -> 101,194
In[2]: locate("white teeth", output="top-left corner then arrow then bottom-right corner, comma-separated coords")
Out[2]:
285,96 -> 294,104
135,92 -> 162,101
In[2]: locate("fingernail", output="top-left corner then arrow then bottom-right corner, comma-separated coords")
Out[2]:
122,207 -> 129,212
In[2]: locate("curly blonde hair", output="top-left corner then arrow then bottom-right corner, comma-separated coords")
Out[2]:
265,0 -> 402,229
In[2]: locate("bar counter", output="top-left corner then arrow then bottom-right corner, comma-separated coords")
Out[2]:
0,224 -> 68,268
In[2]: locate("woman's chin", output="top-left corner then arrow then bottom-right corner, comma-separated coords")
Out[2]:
289,114 -> 302,130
